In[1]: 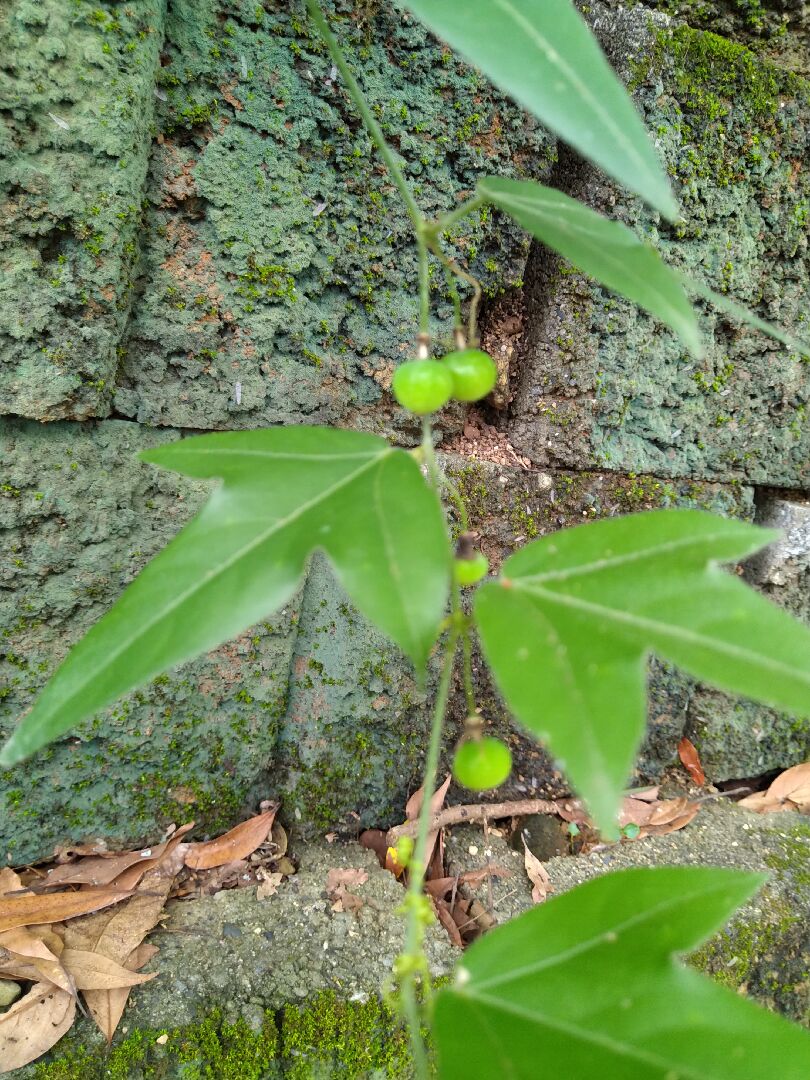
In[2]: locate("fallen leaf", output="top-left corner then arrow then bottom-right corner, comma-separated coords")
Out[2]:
0,982 -> 75,1073
522,839 -> 552,904
627,786 -> 660,803
330,886 -> 364,914
617,798 -> 655,828
639,799 -> 700,837
740,761 -> 810,814
185,808 -> 276,870
59,949 -> 158,991
678,737 -> 706,786
0,886 -> 134,935
38,824 -> 194,892
0,927 -> 73,994
460,866 -> 513,887
257,872 -> 283,900
359,829 -> 388,867
326,868 -> 368,892
405,775 -> 452,822
425,877 -> 457,899
275,856 -> 296,877
432,898 -> 464,947
66,847 -> 182,1041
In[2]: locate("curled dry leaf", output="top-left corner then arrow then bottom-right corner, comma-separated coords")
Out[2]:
38,824 -> 195,892
405,775 -> 452,822
0,982 -> 76,1073
0,926 -> 73,995
638,798 -> 700,838
326,868 -> 368,893
257,871 -> 284,900
433,898 -> 464,947
59,949 -> 158,991
522,839 -> 552,904
678,737 -> 706,787
330,886 -> 365,914
739,761 -> 810,814
185,808 -> 277,871
0,885 -> 134,936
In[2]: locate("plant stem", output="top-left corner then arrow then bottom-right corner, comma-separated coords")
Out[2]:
437,194 -> 486,235
421,417 -> 442,493
426,240 -> 484,345
400,627 -> 459,1078
305,0 -> 422,228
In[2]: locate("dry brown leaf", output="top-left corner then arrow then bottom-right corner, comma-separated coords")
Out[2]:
522,839 -> 552,904
59,949 -> 158,991
740,761 -> 810,814
424,877 -> 457,899
432,898 -> 464,947
0,926 -> 73,995
326,868 -> 368,893
0,868 -> 24,897
185,809 -> 276,870
617,798 -> 655,828
405,775 -> 451,822
67,849 -> 182,1041
0,885 -> 134,935
0,981 -> 76,1073
678,737 -> 706,786
646,797 -> 691,827
555,799 -> 588,824
39,824 -> 194,892
256,872 -> 283,900
330,886 -> 364,914
275,856 -> 296,877
628,786 -> 660,803
460,865 -> 514,887
639,800 -> 700,838
359,829 -> 388,867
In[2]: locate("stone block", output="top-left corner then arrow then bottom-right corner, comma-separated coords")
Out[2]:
511,6 -> 810,486
112,0 -> 553,431
0,418 -> 299,863
0,0 -> 166,420
687,493 -> 810,778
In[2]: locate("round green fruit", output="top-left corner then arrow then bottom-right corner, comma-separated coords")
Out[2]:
392,360 -> 453,415
442,348 -> 497,403
453,551 -> 489,586
453,736 -> 512,791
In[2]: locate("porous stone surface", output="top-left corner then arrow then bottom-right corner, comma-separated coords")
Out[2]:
687,492 -> 810,777
446,801 -> 810,1025
511,5 -> 810,487
13,839 -> 455,1076
0,417 -> 301,864
111,0 -> 550,432
0,0 -> 166,420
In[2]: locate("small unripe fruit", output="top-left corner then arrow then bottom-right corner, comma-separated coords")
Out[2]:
442,348 -> 497,403
453,736 -> 512,791
392,360 -> 453,415
453,551 -> 489,586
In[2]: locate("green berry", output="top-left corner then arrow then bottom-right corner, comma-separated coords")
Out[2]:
453,736 -> 512,791
442,348 -> 497,403
453,551 -> 489,586
392,360 -> 453,415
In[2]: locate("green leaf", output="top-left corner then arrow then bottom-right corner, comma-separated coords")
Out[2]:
401,0 -> 678,220
0,427 -> 450,766
475,510 -> 810,832
434,866 -> 810,1079
478,177 -> 702,357
684,274 -> 810,360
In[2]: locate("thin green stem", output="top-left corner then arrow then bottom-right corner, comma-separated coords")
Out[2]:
460,608 -> 477,717
426,240 -> 484,346
418,235 -> 431,337
436,194 -> 486,236
421,417 -> 442,493
401,627 -> 460,1078
305,0 -> 422,228
442,261 -> 463,331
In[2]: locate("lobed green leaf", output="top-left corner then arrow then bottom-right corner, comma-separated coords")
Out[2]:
0,427 -> 450,766
478,177 -> 702,356
401,0 -> 678,220
434,866 -> 810,1078
475,510 -> 810,832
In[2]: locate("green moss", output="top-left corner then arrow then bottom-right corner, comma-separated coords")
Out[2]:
32,1008 -> 280,1080
689,890 -> 804,1010
32,993 -> 415,1078
282,991 -> 411,1078
764,824 -> 810,888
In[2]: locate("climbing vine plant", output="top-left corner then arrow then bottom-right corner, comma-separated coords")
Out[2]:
4,1 -> 810,1076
